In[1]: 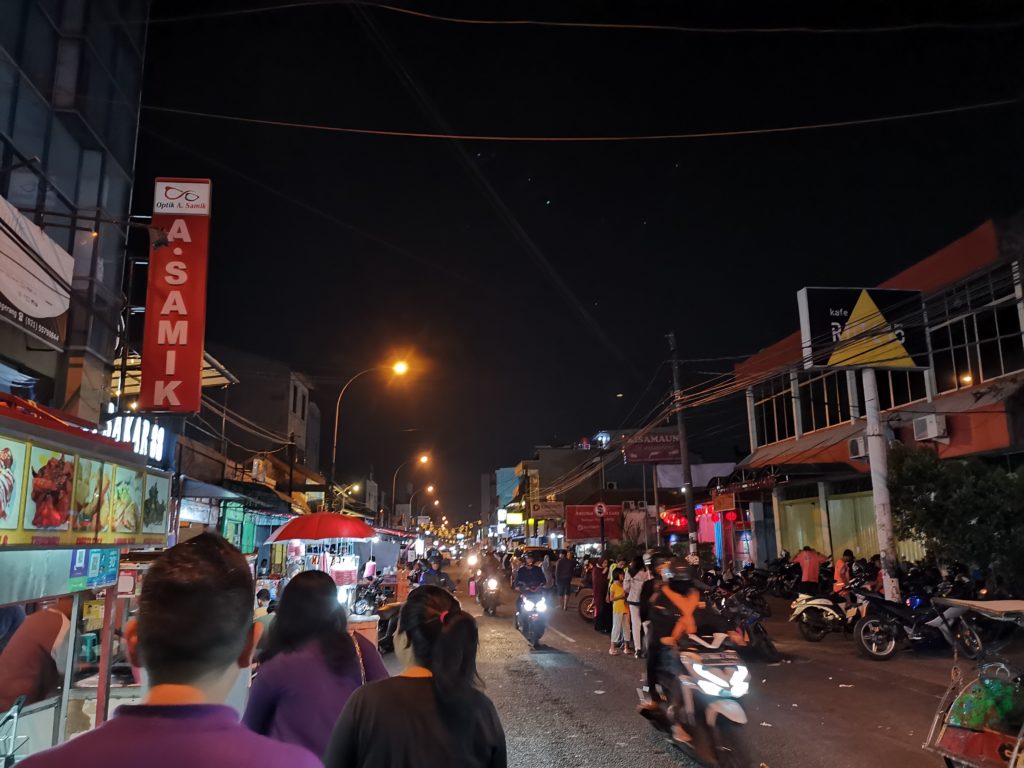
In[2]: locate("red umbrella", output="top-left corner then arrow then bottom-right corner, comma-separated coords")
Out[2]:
265,512 -> 375,543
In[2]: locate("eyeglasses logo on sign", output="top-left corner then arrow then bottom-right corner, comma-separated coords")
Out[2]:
153,180 -> 211,215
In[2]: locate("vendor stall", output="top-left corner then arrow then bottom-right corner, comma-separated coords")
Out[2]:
0,396 -> 171,761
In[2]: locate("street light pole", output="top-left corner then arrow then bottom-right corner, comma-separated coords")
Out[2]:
389,453 -> 428,528
328,361 -> 408,511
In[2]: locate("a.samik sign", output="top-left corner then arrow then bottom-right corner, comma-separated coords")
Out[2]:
138,179 -> 211,413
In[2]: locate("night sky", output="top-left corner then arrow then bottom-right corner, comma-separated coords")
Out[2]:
134,1 -> 1024,520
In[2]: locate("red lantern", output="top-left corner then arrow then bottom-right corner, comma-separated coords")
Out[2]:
725,511 -> 738,522
711,512 -> 720,523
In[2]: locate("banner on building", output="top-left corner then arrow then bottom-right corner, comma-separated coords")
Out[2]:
0,194 -> 74,350
565,504 -> 622,540
623,433 -> 681,463
798,287 -> 927,370
529,501 -> 564,519
139,178 -> 211,413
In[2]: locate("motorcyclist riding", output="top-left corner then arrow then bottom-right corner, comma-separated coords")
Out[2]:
641,557 -> 745,745
419,555 -> 456,592
514,553 -> 546,608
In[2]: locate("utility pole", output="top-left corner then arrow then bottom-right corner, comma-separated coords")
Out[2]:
861,368 -> 901,603
667,332 -> 698,556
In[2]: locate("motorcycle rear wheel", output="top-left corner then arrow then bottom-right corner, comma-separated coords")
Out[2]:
955,618 -> 983,660
797,613 -> 829,642
855,617 -> 899,660
352,599 -> 372,616
578,594 -> 595,622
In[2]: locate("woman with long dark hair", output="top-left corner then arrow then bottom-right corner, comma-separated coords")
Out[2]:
243,570 -> 387,757
324,585 -> 506,768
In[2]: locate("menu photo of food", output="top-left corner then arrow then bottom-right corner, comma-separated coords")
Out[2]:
142,473 -> 171,534
24,446 -> 75,531
0,437 -> 27,531
72,457 -> 113,535
112,466 -> 143,534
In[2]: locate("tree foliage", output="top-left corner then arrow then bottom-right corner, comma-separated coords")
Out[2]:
888,443 -> 1024,590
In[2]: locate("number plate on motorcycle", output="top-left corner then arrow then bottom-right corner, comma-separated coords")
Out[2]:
691,651 -> 741,666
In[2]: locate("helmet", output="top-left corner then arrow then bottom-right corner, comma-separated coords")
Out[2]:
644,547 -> 674,571
657,557 -> 692,583
429,555 -> 442,565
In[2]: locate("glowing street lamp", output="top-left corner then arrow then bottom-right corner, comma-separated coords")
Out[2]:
391,453 -> 431,527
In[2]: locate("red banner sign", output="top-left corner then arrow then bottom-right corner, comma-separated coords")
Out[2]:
622,433 -> 681,464
138,178 -> 211,413
565,505 -> 622,540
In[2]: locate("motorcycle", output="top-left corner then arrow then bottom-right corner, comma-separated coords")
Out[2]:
376,602 -> 401,654
789,577 -> 867,642
352,575 -> 391,616
479,572 -> 501,616
514,585 -> 548,649
576,584 -> 596,622
711,588 -> 781,663
639,633 -> 755,768
765,552 -> 801,598
853,584 -> 983,661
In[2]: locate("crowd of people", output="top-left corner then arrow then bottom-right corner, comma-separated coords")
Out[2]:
17,533 -> 507,768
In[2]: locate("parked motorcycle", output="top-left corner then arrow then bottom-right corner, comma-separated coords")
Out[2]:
514,585 -> 548,649
789,577 -> 867,641
576,584 -> 595,622
376,602 -> 401,655
711,587 -> 781,663
352,575 -> 391,616
639,633 -> 755,768
853,586 -> 983,661
765,552 -> 801,598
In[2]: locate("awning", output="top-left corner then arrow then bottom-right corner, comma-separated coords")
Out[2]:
223,480 -> 308,516
111,352 -> 238,396
180,477 -> 247,501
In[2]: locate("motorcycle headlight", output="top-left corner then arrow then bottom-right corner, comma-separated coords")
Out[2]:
536,598 -> 548,612
487,578 -> 498,590
468,555 -> 478,566
523,599 -> 535,611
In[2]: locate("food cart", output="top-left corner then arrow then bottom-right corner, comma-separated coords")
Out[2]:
0,396 -> 171,760
924,598 -> 1024,768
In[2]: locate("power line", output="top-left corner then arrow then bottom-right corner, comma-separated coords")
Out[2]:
142,97 -> 1020,143
146,1 -> 1024,35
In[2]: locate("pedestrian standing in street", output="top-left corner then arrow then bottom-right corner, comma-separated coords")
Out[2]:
555,550 -> 574,611
18,533 -> 321,768
244,570 -> 388,757
624,556 -> 652,659
608,569 -> 628,655
592,558 -> 612,634
323,585 -> 506,768
540,555 -> 555,598
794,545 -> 828,595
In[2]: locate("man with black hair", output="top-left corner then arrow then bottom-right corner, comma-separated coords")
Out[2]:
254,588 -> 272,619
20,533 -> 320,768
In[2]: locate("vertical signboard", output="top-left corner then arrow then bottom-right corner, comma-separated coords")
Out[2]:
139,178 -> 211,412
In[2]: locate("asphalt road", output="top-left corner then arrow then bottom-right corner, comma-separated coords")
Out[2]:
415,576 -> 958,768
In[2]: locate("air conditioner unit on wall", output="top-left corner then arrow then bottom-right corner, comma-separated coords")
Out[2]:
848,436 -> 869,461
623,500 -> 636,511
913,414 -> 948,442
606,482 -> 618,490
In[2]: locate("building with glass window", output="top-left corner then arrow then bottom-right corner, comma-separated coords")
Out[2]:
734,217 -> 1024,561
0,1 -> 148,423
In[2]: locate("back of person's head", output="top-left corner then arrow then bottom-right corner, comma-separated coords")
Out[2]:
260,570 -> 354,674
399,585 -> 480,710
802,545 -> 812,551
135,533 -> 254,685
630,556 -> 645,575
256,588 -> 271,604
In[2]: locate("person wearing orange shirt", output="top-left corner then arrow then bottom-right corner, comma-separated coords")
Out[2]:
793,546 -> 827,595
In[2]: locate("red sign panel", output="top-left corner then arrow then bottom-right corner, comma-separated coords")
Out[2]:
565,505 -> 622,540
138,179 -> 211,413
622,433 -> 681,464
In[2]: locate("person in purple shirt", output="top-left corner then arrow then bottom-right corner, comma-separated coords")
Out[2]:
243,570 -> 387,756
20,534 -> 320,768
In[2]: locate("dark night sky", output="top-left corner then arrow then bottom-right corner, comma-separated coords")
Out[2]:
134,1 -> 1024,521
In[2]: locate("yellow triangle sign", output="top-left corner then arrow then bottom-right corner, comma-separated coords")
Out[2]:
827,290 -> 915,367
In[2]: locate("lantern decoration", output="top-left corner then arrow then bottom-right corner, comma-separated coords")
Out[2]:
725,511 -> 738,522
711,512 -> 720,523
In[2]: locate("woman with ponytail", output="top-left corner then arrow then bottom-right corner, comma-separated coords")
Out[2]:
323,585 -> 506,768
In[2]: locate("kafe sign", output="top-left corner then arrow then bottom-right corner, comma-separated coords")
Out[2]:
139,178 -> 211,413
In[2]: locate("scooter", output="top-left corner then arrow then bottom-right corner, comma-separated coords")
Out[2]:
514,585 -> 548,649
479,573 -> 501,616
711,588 -> 781,663
789,577 -> 866,642
853,588 -> 982,661
639,634 -> 755,768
